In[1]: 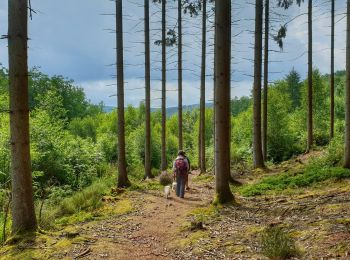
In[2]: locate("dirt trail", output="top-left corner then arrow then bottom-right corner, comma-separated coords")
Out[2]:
61,171 -> 214,259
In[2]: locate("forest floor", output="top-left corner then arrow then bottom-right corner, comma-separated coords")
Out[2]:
1,152 -> 350,259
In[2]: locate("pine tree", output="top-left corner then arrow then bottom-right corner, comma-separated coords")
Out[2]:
199,0 -> 207,173
116,0 -> 130,187
144,0 -> 152,178
344,0 -> 350,168
161,0 -> 167,170
8,0 -> 37,233
178,0 -> 183,151
330,0 -> 335,139
214,0 -> 234,203
262,0 -> 269,160
253,0 -> 265,168
307,0 -> 313,152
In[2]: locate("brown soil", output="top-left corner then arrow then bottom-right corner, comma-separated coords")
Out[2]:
55,171 -> 214,260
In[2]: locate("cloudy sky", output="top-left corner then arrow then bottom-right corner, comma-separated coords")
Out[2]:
0,0 -> 347,107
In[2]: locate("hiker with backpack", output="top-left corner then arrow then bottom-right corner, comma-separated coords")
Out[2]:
173,150 -> 190,198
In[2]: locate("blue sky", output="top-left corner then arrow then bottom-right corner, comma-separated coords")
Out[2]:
0,0 -> 347,107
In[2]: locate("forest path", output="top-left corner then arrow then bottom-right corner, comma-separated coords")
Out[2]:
62,171 -> 214,259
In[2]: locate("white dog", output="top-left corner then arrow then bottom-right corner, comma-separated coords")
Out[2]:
172,181 -> 177,191
164,185 -> 171,199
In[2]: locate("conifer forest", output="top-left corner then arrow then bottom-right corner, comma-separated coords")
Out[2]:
0,0 -> 350,259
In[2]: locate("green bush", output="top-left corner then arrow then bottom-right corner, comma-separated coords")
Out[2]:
240,165 -> 350,196
57,179 -> 111,216
261,226 -> 298,259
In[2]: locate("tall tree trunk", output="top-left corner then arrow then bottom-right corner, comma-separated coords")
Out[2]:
178,0 -> 183,151
144,0 -> 152,179
330,0 -> 335,139
8,0 -> 37,234
262,0 -> 269,161
116,0 -> 129,187
215,0 -> 234,203
344,0 -> 350,168
253,0 -> 265,169
213,0 -> 216,176
307,0 -> 313,152
199,0 -> 207,174
161,0 -> 167,171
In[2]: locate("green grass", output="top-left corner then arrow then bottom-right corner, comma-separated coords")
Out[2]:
57,179 -> 112,216
128,178 -> 162,191
192,174 -> 214,184
182,205 -> 220,231
261,226 -> 299,259
0,213 -> 11,243
239,165 -> 350,197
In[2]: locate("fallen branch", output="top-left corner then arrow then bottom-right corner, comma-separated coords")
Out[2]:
74,248 -> 91,259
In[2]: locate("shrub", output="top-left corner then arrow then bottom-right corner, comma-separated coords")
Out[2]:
159,172 -> 173,186
240,165 -> 350,197
57,180 -> 111,216
261,226 -> 298,259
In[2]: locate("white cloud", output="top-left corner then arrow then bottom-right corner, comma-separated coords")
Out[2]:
79,78 -> 252,107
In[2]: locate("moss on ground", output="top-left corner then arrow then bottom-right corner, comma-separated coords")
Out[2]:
192,174 -> 214,184
239,166 -> 350,197
175,230 -> 210,249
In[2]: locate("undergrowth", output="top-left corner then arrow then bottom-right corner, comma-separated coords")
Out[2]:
58,179 -> 112,216
183,205 -> 220,231
239,165 -> 350,197
261,226 -> 299,259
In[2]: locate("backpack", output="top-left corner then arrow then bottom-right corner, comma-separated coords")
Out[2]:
175,157 -> 187,174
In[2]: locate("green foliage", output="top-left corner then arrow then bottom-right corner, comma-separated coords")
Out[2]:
68,116 -> 99,141
285,68 -> 302,109
240,165 -> 350,197
57,179 -> 112,217
261,226 -> 298,260
28,69 -> 102,120
231,107 -> 253,162
300,69 -> 330,146
31,108 -> 103,189
267,82 -> 301,162
0,89 -> 10,182
231,96 -> 251,116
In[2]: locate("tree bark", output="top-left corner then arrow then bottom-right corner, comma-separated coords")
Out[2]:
8,0 -> 37,234
307,0 -> 313,152
116,0 -> 129,187
214,0 -> 234,203
213,0 -> 216,176
253,0 -> 265,169
161,0 -> 167,171
178,0 -> 183,151
199,0 -> 207,174
344,0 -> 350,168
144,0 -> 152,178
262,0 -> 269,161
330,0 -> 335,139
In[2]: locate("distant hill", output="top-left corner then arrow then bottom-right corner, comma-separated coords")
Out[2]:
103,103 -> 213,116
103,106 -> 116,113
